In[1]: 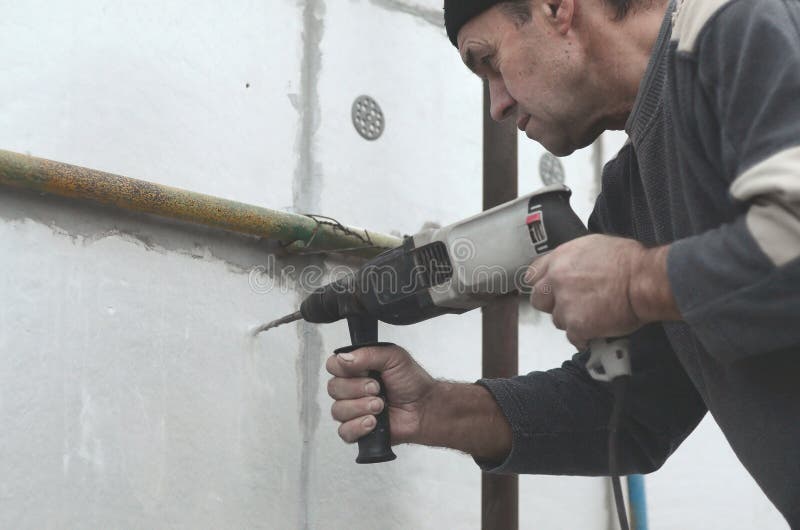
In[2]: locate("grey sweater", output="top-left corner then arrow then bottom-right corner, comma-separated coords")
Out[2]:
477,0 -> 800,524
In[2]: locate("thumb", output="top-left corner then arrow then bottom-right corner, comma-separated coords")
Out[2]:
326,344 -> 400,377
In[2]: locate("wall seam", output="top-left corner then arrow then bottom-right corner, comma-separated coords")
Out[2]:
368,0 -> 443,28
292,1 -> 326,529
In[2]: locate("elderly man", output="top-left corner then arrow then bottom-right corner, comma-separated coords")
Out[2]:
326,0 -> 800,524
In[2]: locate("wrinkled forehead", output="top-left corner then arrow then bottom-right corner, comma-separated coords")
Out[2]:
444,0 -> 503,47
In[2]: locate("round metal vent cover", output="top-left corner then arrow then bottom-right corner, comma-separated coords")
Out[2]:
539,153 -> 566,186
352,95 -> 384,141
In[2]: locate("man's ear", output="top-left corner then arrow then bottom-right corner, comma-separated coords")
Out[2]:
541,0 -> 575,35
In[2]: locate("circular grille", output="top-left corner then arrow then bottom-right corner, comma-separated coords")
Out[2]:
352,95 -> 385,141
539,153 -> 566,186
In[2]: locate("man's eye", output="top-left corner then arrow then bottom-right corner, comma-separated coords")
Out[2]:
481,55 -> 495,70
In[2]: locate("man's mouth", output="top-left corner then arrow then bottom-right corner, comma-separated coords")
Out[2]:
517,114 -> 531,132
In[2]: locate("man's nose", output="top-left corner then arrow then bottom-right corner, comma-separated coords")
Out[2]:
488,77 -> 516,122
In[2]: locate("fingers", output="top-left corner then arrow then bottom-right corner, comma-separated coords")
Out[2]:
331,395 -> 384,423
525,254 -> 550,286
324,344 -> 408,444
530,281 -> 555,313
567,330 -> 588,352
337,415 -> 377,443
327,376 -> 380,400
527,256 -> 555,313
332,396 -> 384,444
555,305 -> 589,350
324,345 -> 397,378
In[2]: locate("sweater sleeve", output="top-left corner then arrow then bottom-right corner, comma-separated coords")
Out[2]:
667,0 -> 800,361
474,323 -> 706,476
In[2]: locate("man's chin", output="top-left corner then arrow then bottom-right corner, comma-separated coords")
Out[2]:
525,130 -> 579,157
532,133 -> 576,157
546,144 -> 577,157
530,129 -> 599,157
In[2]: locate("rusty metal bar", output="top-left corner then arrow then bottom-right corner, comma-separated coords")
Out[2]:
0,149 -> 401,258
481,82 -> 519,530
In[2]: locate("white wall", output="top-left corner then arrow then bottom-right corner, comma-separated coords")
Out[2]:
0,1 -> 786,529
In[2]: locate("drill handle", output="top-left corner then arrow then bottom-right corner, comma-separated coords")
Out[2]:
334,316 -> 396,464
586,337 -> 632,382
345,315 -> 378,345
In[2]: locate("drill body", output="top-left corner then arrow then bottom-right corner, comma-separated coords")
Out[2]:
300,185 -> 586,326
289,184 -> 630,463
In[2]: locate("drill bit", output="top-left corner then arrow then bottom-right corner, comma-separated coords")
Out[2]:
252,311 -> 303,335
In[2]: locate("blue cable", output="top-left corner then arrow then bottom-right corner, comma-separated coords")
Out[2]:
627,474 -> 649,530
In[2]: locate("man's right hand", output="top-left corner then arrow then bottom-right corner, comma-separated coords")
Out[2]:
325,344 -> 436,445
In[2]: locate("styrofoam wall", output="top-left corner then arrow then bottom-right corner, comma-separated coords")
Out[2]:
0,1 -> 786,529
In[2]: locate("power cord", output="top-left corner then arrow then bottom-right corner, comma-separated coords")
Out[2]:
609,375 -> 631,530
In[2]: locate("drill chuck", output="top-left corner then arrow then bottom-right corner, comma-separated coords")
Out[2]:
299,280 -> 353,324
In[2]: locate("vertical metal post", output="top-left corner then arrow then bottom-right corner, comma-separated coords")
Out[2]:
481,81 -> 519,530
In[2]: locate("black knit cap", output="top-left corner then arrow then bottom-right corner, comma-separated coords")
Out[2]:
444,0 -> 505,47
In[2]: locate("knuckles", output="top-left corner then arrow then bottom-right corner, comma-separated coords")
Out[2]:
324,355 -> 335,374
546,261 -> 572,286
330,399 -> 351,421
337,423 -> 353,443
330,400 -> 345,421
326,377 -> 336,397
566,330 -> 588,350
330,396 -> 380,422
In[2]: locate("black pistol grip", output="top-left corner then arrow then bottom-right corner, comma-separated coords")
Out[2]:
334,342 -> 397,464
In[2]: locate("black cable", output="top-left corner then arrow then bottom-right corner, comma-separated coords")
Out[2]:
609,375 -> 631,530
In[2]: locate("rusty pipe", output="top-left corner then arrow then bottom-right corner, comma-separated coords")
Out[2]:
0,150 -> 401,258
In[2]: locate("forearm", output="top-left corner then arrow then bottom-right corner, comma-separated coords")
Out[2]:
471,326 -> 705,476
416,380 -> 512,462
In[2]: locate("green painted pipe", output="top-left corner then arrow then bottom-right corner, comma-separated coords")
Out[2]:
0,149 -> 401,259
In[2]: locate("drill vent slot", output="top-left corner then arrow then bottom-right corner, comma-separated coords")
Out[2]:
412,242 -> 453,288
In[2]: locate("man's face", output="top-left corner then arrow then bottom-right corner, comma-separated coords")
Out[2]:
457,3 -> 602,156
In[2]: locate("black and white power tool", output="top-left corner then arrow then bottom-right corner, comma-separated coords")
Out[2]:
256,184 -> 631,464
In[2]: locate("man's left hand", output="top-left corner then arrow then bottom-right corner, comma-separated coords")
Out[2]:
526,234 -> 679,350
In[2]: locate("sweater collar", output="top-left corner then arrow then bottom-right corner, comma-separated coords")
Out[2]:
625,0 -> 677,140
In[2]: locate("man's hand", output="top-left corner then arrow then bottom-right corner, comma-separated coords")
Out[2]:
526,234 -> 681,349
325,344 -> 436,445
326,346 -> 512,462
